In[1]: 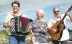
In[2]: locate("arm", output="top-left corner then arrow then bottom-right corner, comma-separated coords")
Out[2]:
66,13 -> 72,21
29,22 -> 34,35
3,21 -> 12,28
3,14 -> 13,29
40,22 -> 48,32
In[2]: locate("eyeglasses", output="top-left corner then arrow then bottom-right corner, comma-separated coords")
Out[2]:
54,11 -> 59,13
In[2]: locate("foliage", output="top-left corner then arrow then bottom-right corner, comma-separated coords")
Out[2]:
0,30 -> 9,44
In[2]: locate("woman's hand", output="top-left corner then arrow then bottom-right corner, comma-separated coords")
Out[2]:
29,25 -> 34,35
40,25 -> 45,32
3,22 -> 13,29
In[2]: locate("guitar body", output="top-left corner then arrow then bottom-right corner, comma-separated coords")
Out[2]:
48,21 -> 65,40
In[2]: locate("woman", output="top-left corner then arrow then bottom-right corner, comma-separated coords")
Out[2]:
3,1 -> 32,44
30,9 -> 48,44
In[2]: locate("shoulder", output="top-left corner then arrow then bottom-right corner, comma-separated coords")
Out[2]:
49,17 -> 54,22
61,14 -> 64,17
21,14 -> 29,18
7,13 -> 14,18
4,13 -> 14,22
32,20 -> 37,23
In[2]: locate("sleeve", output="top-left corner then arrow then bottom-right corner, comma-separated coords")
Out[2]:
64,16 -> 70,26
44,22 -> 48,32
29,22 -> 33,34
48,18 -> 53,28
3,14 -> 13,28
29,19 -> 33,22
66,16 -> 70,20
4,14 -> 13,23
28,21 -> 33,30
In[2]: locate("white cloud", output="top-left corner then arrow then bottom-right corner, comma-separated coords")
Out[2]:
59,5 -> 71,13
18,0 -> 69,12
0,0 -> 71,12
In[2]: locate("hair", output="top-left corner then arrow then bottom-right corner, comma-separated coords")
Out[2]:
11,1 -> 20,7
53,7 -> 60,12
37,9 -> 44,18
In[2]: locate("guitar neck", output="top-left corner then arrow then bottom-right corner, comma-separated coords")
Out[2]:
60,11 -> 68,22
61,5 -> 72,22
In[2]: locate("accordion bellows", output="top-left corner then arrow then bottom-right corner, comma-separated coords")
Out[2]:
10,16 -> 33,34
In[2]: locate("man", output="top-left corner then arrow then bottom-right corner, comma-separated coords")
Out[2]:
3,1 -> 32,44
48,7 -> 72,44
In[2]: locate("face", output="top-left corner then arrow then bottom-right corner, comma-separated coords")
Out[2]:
36,12 -> 44,19
12,4 -> 19,12
53,8 -> 60,16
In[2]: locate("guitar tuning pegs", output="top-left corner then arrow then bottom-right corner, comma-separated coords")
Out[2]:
68,5 -> 72,12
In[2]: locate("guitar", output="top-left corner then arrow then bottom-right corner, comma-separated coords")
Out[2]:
48,5 -> 72,40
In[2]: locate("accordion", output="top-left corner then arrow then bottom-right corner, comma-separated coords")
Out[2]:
10,16 -> 33,35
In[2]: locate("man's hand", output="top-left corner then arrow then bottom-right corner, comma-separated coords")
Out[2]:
66,13 -> 72,21
48,27 -> 57,33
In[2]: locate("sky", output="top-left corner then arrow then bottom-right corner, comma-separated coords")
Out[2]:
0,0 -> 72,30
